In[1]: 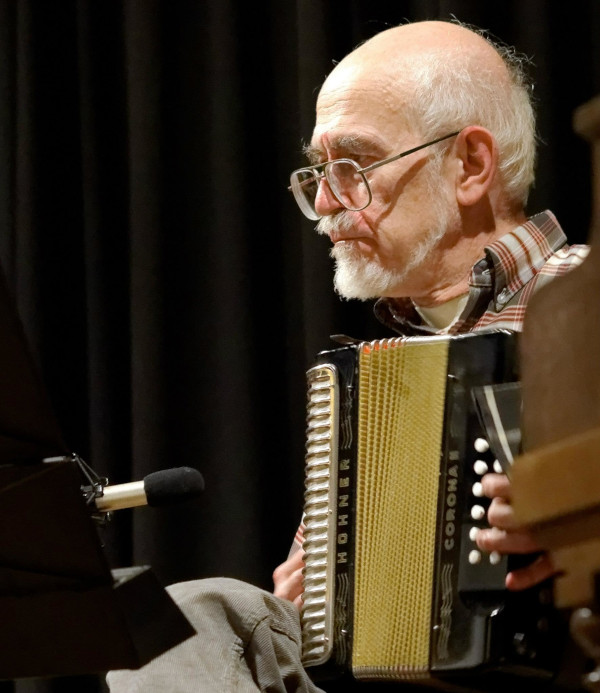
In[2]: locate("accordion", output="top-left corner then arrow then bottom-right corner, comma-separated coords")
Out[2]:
300,330 -> 563,689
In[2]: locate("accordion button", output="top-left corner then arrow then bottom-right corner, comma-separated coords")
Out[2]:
471,504 -> 486,520
489,551 -> 501,565
469,526 -> 479,541
468,550 -> 482,564
472,482 -> 484,497
493,460 -> 503,474
474,460 -> 488,475
474,437 -> 490,453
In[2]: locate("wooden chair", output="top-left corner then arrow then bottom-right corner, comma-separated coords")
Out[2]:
512,94 -> 600,690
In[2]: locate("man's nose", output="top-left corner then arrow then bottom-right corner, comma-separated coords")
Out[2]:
314,177 -> 344,217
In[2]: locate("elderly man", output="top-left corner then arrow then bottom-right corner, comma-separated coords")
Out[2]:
108,19 -> 588,693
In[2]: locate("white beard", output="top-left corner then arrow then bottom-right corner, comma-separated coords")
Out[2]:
317,164 -> 455,301
330,224 -> 446,300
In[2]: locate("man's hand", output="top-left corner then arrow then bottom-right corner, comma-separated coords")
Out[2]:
475,472 -> 557,590
273,549 -> 305,609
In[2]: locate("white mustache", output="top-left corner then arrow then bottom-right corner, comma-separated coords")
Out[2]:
315,211 -> 356,237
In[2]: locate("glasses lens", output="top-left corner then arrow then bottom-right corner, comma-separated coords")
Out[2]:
290,169 -> 320,220
327,161 -> 370,211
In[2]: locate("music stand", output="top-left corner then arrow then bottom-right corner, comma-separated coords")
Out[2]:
0,266 -> 195,680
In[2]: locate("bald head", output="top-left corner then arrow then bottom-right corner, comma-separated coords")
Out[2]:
317,20 -> 536,206
324,21 -> 510,96
347,21 -> 505,66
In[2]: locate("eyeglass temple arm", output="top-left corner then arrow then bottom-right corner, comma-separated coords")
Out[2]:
361,130 -> 461,174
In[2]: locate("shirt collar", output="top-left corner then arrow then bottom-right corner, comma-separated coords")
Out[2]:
484,210 -> 567,311
373,210 -> 567,334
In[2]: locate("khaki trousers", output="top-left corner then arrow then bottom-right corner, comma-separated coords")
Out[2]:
106,577 -> 324,693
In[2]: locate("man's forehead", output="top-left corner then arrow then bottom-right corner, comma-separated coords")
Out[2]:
312,70 -> 410,150
310,101 -> 412,156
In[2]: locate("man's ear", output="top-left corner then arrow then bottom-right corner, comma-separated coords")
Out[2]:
454,126 -> 498,206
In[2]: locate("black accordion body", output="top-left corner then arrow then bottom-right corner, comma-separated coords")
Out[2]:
300,330 -> 563,690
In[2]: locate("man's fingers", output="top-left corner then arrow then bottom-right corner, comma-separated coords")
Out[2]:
273,549 -> 304,581
505,553 -> 557,591
476,471 -> 555,593
273,565 -> 304,604
272,550 -> 305,606
486,496 -> 519,530
480,472 -> 512,500
475,526 -> 541,554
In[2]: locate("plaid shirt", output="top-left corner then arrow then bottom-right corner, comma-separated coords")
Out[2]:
374,210 -> 589,335
290,209 -> 588,554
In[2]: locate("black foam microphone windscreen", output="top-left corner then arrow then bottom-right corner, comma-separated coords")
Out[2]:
144,467 -> 205,506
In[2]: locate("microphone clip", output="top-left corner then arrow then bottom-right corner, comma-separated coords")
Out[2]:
79,458 -> 112,524
43,452 -> 111,525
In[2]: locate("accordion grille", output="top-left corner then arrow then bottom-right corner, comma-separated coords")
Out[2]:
352,338 -> 448,679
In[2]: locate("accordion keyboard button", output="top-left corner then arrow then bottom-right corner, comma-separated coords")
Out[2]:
472,481 -> 484,497
474,437 -> 490,453
489,550 -> 502,565
473,460 -> 488,475
469,550 -> 482,564
471,504 -> 486,520
458,526 -> 507,592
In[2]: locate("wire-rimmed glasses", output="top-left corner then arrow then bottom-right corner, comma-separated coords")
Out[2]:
288,131 -> 460,220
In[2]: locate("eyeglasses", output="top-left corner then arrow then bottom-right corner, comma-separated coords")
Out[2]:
288,131 -> 460,220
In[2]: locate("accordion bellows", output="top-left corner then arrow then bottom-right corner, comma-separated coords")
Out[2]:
354,340 -> 447,676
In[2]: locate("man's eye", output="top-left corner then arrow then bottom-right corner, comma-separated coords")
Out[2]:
345,154 -> 371,166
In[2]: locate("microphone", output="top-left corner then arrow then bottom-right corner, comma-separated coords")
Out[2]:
93,466 -> 205,512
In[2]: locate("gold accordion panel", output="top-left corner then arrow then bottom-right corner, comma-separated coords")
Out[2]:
353,339 -> 448,677
300,331 -> 562,689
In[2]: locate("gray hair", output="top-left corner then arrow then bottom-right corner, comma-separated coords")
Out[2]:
404,26 -> 536,206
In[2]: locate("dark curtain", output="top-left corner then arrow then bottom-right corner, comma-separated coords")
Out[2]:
0,1 -> 598,692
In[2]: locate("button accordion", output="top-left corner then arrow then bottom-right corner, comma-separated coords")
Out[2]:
300,330 -> 564,690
